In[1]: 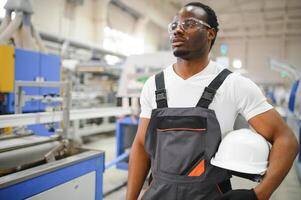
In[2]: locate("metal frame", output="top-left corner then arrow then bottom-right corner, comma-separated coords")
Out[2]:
0,150 -> 105,200
14,81 -> 71,138
168,17 -> 211,34
0,107 -> 132,128
2,81 -> 132,141
115,116 -> 138,170
74,123 -> 116,137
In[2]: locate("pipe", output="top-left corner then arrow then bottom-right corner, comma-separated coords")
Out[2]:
0,12 -> 23,44
39,31 -> 126,59
0,11 -> 11,34
19,17 -> 37,50
105,151 -> 129,169
32,25 -> 47,53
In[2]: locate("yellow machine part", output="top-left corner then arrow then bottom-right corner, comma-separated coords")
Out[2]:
3,127 -> 13,135
0,45 -> 14,92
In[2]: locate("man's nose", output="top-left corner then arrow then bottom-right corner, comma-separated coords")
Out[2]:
173,24 -> 185,36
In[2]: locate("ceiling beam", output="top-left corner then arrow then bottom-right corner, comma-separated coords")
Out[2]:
113,0 -> 176,30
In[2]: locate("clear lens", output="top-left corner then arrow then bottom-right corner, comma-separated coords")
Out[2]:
168,18 -> 211,34
182,19 -> 198,30
168,21 -> 178,33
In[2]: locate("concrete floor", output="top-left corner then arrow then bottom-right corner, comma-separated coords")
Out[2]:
84,133 -> 301,200
84,133 -> 127,200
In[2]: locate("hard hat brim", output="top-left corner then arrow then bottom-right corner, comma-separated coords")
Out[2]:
210,158 -> 267,175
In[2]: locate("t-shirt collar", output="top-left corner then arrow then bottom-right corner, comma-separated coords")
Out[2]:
169,60 -> 216,81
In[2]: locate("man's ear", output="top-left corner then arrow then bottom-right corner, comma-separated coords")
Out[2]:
207,29 -> 216,41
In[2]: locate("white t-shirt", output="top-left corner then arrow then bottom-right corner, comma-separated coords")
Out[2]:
139,60 -> 273,137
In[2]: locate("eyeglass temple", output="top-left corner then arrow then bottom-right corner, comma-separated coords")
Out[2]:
196,19 -> 211,28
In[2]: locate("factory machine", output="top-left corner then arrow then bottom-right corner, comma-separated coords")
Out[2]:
65,61 -> 122,141
0,0 -> 129,142
0,85 -> 105,200
0,39 -> 131,200
0,1 -> 130,199
0,45 -> 61,136
0,45 -> 106,199
0,134 -> 105,200
0,91 -> 105,200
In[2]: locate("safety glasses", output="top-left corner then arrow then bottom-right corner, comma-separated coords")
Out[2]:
168,17 -> 211,34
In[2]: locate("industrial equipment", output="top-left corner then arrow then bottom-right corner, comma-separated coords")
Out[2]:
0,78 -> 106,200
65,60 -> 121,140
105,116 -> 138,171
0,1 -> 130,199
0,45 -> 62,137
0,143 -> 105,200
0,47 -> 61,114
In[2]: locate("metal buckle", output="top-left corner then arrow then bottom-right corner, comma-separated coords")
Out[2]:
155,89 -> 167,101
202,87 -> 216,101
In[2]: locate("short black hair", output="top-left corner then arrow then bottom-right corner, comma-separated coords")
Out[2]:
184,2 -> 219,49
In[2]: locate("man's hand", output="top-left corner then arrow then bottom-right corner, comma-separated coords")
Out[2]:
219,189 -> 258,200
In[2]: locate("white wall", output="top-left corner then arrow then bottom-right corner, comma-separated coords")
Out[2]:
107,3 -> 136,35
212,36 -> 301,84
286,39 -> 301,68
32,0 -> 95,45
30,0 -> 165,52
144,22 -> 167,53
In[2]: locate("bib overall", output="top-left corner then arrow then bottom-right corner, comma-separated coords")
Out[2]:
143,69 -> 233,200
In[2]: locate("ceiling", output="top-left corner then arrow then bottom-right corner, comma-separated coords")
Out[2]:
114,0 -> 301,83
118,0 -> 301,39
168,0 -> 301,38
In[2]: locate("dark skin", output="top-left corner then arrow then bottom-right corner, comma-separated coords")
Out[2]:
171,6 -> 215,79
126,5 -> 298,200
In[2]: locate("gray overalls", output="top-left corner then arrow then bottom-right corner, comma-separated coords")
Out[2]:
143,69 -> 232,200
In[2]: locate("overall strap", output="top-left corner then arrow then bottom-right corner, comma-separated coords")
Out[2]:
196,69 -> 232,108
155,71 -> 168,108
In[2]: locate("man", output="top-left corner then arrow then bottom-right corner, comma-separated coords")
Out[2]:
126,2 -> 298,200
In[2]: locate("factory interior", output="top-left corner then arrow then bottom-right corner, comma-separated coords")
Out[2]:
0,0 -> 301,199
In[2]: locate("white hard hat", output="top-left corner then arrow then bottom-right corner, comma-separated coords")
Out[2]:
211,129 -> 270,175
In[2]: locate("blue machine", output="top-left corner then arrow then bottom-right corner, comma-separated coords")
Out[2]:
114,116 -> 138,170
6,49 -> 40,112
0,150 -> 104,200
5,48 -> 61,113
28,123 -> 60,137
266,90 -> 276,105
1,48 -> 61,136
288,80 -> 300,112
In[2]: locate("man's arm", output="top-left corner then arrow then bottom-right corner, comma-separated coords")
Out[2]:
126,118 -> 151,200
248,109 -> 299,200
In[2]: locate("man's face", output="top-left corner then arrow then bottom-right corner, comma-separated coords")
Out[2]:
169,6 -> 215,60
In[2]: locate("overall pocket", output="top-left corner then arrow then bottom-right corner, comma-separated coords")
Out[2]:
176,183 -> 223,200
156,116 -> 207,176
142,180 -> 177,200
